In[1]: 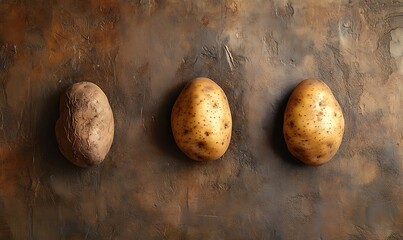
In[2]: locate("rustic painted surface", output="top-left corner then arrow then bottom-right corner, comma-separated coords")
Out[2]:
0,0 -> 402,239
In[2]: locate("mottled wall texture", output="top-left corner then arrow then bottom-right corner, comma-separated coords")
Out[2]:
0,0 -> 402,239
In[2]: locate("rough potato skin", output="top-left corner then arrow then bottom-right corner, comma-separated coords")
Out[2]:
171,78 -> 232,161
283,79 -> 345,165
55,82 -> 114,167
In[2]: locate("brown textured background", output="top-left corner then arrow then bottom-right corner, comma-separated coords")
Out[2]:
0,0 -> 402,239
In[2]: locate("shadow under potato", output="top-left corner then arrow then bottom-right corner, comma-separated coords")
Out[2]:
268,90 -> 304,166
149,81 -> 191,163
34,83 -> 78,171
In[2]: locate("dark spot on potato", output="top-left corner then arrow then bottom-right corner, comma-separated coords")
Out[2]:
317,154 -> 322,158
289,121 -> 294,128
183,129 -> 189,135
205,131 -> 210,136
197,141 -> 206,148
224,123 -> 229,129
293,147 -> 305,154
213,102 -> 218,108
327,143 -> 333,148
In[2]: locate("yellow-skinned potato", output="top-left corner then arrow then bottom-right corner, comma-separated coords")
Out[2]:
283,79 -> 345,165
171,77 -> 232,161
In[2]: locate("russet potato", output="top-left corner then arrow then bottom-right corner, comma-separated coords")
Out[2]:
283,79 -> 345,165
55,82 -> 114,167
171,78 -> 232,161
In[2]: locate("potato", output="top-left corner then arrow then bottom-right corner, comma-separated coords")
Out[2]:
171,77 -> 232,161
283,79 -> 345,165
55,82 -> 114,167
